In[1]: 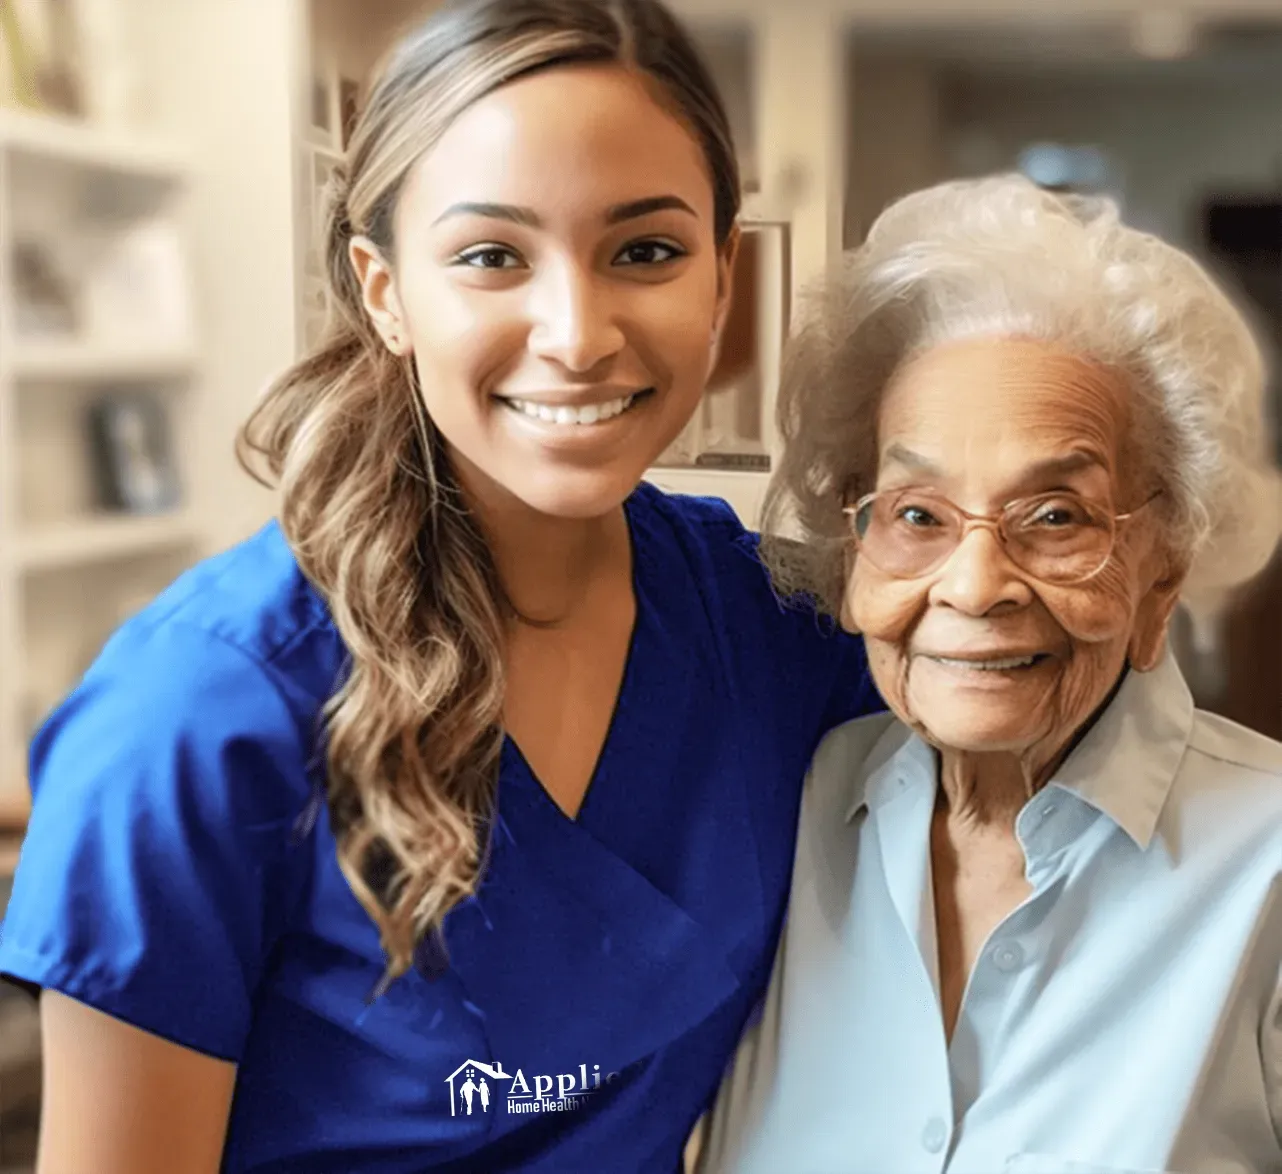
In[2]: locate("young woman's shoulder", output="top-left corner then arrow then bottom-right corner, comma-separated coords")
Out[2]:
136,517 -> 344,687
633,479 -> 750,548
633,482 -> 881,727
634,481 -> 840,643
63,518 -> 345,816
0,519 -> 337,1061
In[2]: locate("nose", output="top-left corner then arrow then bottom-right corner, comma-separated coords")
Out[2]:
526,257 -> 625,375
928,526 -> 1034,616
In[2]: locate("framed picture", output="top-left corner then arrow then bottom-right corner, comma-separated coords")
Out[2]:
303,147 -> 342,279
340,78 -> 360,149
655,219 -> 791,469
310,72 -> 332,139
86,392 -> 181,514
307,50 -> 356,151
308,50 -> 338,146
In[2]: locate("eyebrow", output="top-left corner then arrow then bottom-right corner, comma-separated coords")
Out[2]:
430,194 -> 698,229
881,443 -> 1105,480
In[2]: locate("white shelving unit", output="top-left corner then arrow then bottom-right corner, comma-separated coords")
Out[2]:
0,108 -> 188,182
11,339 -> 195,382
298,23 -> 358,351
0,110 -> 204,803
645,209 -> 791,527
13,512 -> 200,573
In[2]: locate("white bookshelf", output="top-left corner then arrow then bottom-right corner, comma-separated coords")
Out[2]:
0,111 -> 203,802
13,513 -> 200,573
299,13 -> 358,351
0,108 -> 189,180
11,340 -> 195,382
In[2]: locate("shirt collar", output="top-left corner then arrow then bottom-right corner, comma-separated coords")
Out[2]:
844,648 -> 1195,850
1051,648 -> 1193,849
844,720 -> 933,822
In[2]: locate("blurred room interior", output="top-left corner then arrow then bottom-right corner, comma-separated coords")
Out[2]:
0,0 -> 1280,1167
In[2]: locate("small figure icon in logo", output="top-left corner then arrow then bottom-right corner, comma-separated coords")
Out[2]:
460,1073 -> 478,1115
446,1060 -> 512,1117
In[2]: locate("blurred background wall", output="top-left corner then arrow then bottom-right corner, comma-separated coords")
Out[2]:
0,0 -> 1276,813
0,0 -> 1277,803
0,0 -> 1279,1166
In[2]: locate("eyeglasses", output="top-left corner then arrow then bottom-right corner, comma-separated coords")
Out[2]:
841,488 -> 1161,585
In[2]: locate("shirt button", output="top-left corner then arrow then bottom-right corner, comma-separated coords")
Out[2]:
921,1116 -> 948,1153
991,941 -> 1025,972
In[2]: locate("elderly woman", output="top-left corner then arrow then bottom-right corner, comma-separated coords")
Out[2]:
696,174 -> 1282,1174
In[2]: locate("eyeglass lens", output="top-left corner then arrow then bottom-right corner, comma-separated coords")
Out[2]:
853,491 -> 1114,582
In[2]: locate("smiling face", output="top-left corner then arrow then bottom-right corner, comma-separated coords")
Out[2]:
846,336 -> 1185,764
351,63 -> 735,520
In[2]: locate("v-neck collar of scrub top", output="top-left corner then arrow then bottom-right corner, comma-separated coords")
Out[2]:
500,489 -> 643,828
844,649 -> 1195,854
433,486 -> 766,1130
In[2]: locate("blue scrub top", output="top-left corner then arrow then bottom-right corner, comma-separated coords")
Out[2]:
0,483 -> 879,1174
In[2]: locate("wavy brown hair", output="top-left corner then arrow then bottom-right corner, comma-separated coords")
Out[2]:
237,0 -> 741,982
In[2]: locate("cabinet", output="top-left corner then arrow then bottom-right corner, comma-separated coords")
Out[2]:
0,108 -> 201,806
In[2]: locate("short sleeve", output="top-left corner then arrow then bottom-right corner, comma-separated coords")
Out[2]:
0,621 -> 314,1063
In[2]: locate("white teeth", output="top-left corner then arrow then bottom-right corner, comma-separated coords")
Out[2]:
507,393 -> 637,425
934,656 -> 1038,671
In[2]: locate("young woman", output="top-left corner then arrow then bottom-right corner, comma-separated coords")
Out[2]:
0,2 -> 879,1171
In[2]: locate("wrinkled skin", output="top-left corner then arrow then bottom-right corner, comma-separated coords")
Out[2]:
844,336 -> 1186,801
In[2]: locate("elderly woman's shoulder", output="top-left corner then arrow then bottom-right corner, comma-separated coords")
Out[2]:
1186,707 -> 1282,781
803,711 -> 906,812
1167,707 -> 1282,852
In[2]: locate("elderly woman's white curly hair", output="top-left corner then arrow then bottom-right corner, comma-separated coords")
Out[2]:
762,172 -> 1282,629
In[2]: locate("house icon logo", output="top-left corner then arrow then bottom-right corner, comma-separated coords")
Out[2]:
445,1059 -> 512,1117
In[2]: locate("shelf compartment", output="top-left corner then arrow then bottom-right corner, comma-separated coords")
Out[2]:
9,340 -> 196,383
0,110 -> 189,183
14,513 -> 200,573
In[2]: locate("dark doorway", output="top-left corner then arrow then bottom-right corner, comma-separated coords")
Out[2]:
1199,196 -> 1282,740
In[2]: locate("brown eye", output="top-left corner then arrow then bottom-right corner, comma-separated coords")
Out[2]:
1024,498 -> 1094,529
455,245 -> 523,270
897,504 -> 943,529
614,240 -> 684,266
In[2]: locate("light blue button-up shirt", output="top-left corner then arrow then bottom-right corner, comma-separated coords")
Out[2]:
698,651 -> 1282,1174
